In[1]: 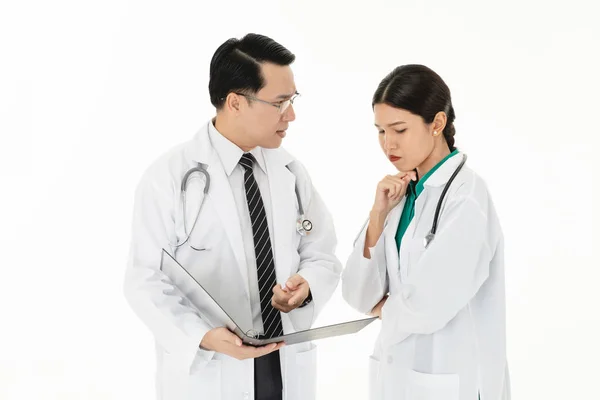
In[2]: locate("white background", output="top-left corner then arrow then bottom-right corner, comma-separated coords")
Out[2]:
2,0 -> 599,399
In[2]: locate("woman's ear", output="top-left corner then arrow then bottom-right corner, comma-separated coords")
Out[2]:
432,111 -> 447,135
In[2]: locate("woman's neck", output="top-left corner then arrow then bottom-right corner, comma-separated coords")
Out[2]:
416,143 -> 451,179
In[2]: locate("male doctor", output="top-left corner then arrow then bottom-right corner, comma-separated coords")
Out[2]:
124,33 -> 342,400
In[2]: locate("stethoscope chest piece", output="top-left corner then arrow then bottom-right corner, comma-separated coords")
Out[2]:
297,217 -> 313,236
423,232 -> 435,249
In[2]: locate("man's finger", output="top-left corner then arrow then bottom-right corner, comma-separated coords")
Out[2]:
220,328 -> 244,345
253,343 -> 278,358
272,287 -> 293,304
272,300 -> 284,311
272,284 -> 285,296
239,342 -> 276,356
272,297 -> 291,312
262,342 -> 283,356
272,285 -> 292,300
288,290 -> 306,306
286,274 -> 305,290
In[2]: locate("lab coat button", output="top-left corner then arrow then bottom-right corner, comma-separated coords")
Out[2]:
243,392 -> 250,400
387,356 -> 393,364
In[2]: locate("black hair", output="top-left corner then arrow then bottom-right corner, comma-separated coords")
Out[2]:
209,33 -> 296,109
372,64 -> 457,151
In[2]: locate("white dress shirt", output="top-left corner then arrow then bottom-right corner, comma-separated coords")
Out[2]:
208,120 -> 275,334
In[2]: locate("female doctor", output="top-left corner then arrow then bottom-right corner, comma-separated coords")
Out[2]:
342,65 -> 510,400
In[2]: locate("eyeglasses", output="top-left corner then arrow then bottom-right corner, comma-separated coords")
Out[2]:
234,91 -> 300,114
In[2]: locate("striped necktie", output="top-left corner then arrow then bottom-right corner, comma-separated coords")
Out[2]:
238,153 -> 283,338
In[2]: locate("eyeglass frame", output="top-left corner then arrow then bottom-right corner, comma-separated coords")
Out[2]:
230,91 -> 300,114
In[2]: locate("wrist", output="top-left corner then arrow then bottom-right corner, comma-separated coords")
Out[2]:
199,338 -> 212,351
298,290 -> 312,308
369,209 -> 387,227
365,211 -> 386,252
199,329 -> 216,351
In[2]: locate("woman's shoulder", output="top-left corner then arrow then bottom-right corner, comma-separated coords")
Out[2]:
450,165 -> 497,213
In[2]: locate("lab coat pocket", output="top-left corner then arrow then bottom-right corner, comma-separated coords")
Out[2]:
368,356 -> 382,400
405,369 -> 459,400
292,343 -> 317,400
188,359 -> 222,400
161,352 -> 222,400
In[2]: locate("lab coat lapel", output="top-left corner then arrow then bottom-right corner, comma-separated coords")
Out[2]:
413,153 -> 464,229
413,190 -> 430,234
191,124 -> 250,297
264,149 -> 296,285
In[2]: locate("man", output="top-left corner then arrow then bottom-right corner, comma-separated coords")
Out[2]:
124,33 -> 341,400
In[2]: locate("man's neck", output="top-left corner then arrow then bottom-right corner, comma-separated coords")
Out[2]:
214,114 -> 254,152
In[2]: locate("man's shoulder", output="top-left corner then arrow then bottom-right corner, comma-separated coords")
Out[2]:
136,135 -> 197,190
265,146 -> 308,170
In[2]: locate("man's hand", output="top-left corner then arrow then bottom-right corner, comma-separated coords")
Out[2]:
271,274 -> 310,313
200,327 -> 284,360
369,295 -> 389,319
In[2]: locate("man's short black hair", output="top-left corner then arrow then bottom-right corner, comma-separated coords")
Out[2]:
209,33 -> 296,109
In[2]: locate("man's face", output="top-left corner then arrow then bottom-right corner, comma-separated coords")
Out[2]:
237,62 -> 297,149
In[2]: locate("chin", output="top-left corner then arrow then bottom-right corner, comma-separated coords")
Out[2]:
262,137 -> 283,149
393,159 -> 414,172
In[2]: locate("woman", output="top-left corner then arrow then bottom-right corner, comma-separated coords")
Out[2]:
342,65 -> 510,400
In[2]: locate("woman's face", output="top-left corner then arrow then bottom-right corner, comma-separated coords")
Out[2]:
374,103 -> 436,172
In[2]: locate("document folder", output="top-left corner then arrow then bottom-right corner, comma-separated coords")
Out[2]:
159,249 -> 376,346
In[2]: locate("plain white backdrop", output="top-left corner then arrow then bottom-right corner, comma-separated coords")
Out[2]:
2,0 -> 599,398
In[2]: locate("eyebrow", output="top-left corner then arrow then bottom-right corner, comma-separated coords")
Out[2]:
374,121 -> 406,128
275,90 -> 297,100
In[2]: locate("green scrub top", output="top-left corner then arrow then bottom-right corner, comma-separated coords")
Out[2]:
395,149 -> 459,251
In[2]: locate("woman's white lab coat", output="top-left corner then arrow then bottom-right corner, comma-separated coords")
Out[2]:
342,154 -> 510,400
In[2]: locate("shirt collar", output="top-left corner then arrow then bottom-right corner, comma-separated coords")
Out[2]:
414,149 -> 460,196
208,119 -> 267,176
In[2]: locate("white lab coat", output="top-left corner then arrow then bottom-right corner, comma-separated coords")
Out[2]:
342,153 -> 510,400
124,121 -> 342,400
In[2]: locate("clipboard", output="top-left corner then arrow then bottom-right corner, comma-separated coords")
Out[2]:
159,249 -> 377,346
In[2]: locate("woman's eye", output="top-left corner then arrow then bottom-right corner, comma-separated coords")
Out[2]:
378,129 -> 406,134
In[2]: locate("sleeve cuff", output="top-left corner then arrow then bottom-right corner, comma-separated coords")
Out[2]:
288,300 -> 315,331
298,290 -> 313,308
178,323 -> 216,373
359,229 -> 386,268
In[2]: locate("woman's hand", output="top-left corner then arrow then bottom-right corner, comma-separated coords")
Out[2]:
371,171 -> 417,216
369,294 -> 389,319
363,171 -> 417,258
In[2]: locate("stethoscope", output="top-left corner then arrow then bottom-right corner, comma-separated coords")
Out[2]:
423,153 -> 467,248
172,162 -> 312,249
351,153 -> 468,250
